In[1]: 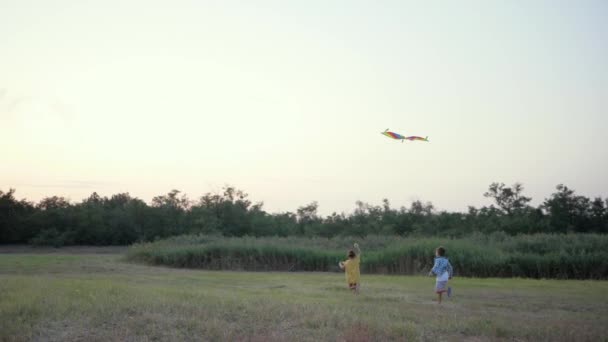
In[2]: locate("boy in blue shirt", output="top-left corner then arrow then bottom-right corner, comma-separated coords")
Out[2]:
428,246 -> 453,304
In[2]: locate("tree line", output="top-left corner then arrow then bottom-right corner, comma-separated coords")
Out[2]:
0,183 -> 606,246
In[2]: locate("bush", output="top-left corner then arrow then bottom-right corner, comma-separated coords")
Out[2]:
29,228 -> 75,247
125,233 -> 608,279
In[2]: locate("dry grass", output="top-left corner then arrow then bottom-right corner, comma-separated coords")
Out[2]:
1,250 -> 607,341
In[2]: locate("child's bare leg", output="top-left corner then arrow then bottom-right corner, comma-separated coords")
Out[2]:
355,283 -> 360,295
437,292 -> 442,304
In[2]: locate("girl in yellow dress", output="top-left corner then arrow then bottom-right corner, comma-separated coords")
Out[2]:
339,243 -> 361,294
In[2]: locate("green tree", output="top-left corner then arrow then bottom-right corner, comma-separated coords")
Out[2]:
0,189 -> 35,243
543,184 -> 591,233
484,182 -> 531,215
151,190 -> 190,236
297,202 -> 321,236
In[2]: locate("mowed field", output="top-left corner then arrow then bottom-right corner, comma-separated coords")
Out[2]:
1,248 -> 607,342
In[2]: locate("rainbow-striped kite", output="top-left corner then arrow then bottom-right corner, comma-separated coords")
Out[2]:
381,129 -> 429,143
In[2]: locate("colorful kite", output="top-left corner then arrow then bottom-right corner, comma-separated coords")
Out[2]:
381,129 -> 429,143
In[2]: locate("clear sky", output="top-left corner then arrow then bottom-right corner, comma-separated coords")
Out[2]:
1,0 -> 607,214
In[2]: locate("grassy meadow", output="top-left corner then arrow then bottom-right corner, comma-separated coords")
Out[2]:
2,248 -> 608,341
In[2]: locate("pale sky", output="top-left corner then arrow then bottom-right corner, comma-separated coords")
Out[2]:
1,0 -> 607,214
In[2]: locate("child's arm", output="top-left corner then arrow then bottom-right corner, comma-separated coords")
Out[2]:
354,243 -> 361,257
339,261 -> 345,270
447,261 -> 454,279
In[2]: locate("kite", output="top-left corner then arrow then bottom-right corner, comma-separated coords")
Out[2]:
381,129 -> 429,143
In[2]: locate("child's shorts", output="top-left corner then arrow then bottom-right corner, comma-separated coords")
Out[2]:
349,283 -> 358,290
435,280 -> 448,293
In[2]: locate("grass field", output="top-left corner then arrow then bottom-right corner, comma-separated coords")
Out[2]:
1,249 -> 608,341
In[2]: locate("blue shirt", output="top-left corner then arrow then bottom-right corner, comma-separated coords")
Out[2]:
431,257 -> 453,278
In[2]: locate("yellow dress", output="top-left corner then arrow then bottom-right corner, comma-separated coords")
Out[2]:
343,255 -> 360,285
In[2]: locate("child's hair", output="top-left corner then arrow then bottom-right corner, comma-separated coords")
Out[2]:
436,246 -> 446,256
348,250 -> 356,259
